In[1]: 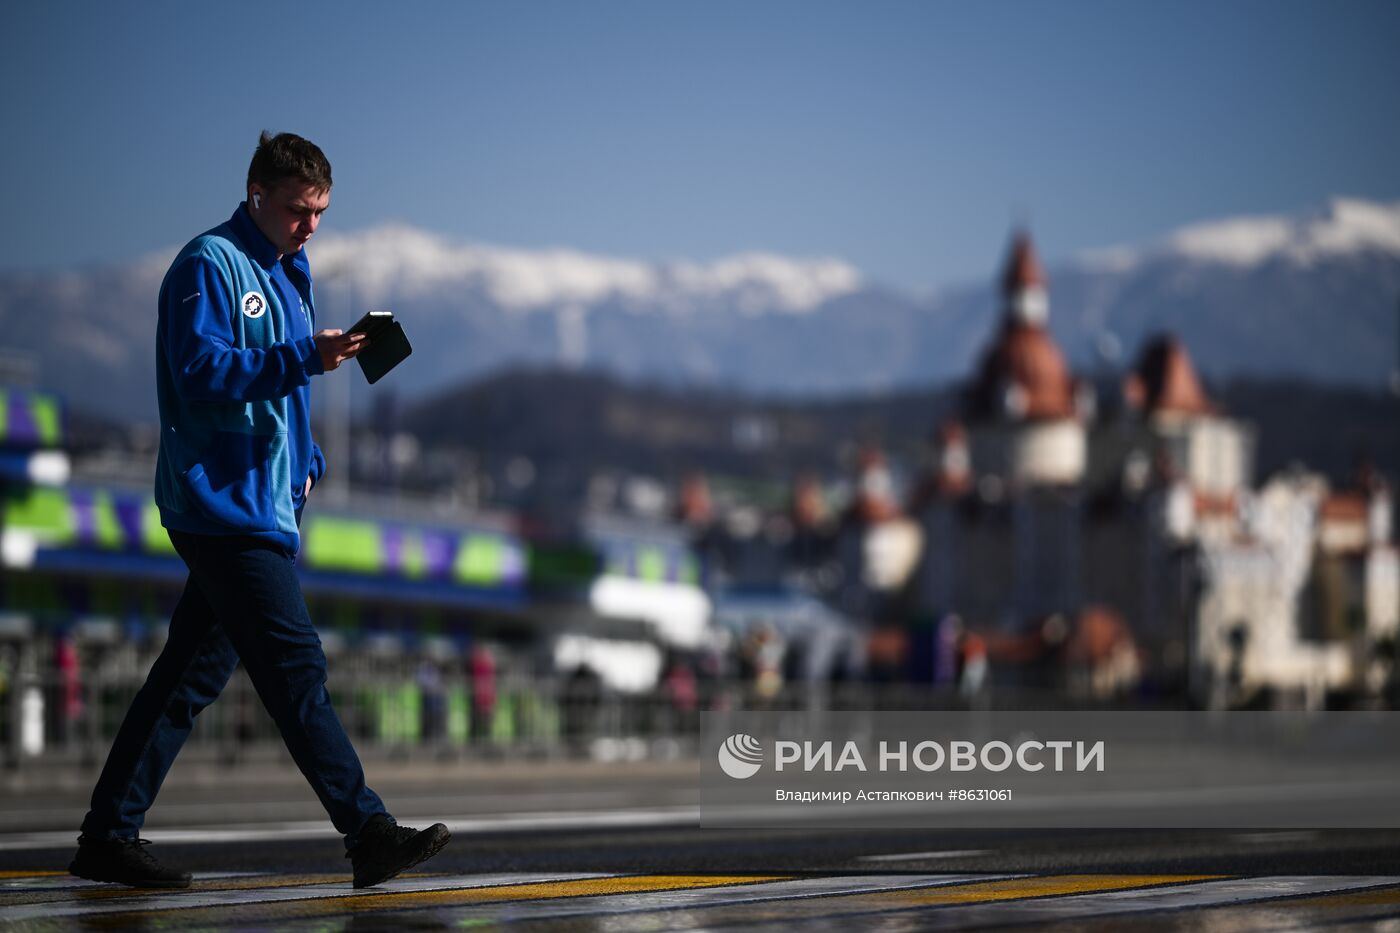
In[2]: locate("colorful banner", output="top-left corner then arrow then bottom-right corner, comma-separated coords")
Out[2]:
0,388 -> 64,449
2,485 -> 698,591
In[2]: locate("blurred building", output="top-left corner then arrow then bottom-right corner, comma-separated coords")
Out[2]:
905,232 -> 1399,704
965,232 -> 1087,487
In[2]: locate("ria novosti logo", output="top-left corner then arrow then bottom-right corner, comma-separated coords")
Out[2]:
718,733 -> 764,779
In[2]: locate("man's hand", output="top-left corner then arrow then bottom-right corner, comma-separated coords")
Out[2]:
315,329 -> 369,371
304,476 -> 313,498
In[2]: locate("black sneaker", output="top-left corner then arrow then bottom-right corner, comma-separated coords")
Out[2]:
348,815 -> 451,888
68,836 -> 192,889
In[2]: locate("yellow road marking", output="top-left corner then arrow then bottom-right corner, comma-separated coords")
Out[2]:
79,874 -> 349,897
99,874 -> 791,923
885,874 -> 1226,906
0,874 -> 364,907
1278,884 -> 1400,909
16,872 -> 1388,929
0,871 -> 67,879
335,874 -> 791,908
621,874 -> 1230,924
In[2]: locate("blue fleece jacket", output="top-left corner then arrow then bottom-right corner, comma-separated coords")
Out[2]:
154,204 -> 327,553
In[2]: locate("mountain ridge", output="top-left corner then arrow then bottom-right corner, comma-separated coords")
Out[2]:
3,198 -> 1397,422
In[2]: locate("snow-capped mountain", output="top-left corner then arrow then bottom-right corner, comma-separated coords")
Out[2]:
310,226 -> 863,315
2,198 -> 1397,422
1074,198 -> 1400,272
1040,197 -> 1400,379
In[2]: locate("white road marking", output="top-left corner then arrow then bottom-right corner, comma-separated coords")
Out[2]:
821,875 -> 1400,929
4,872 -> 1399,925
0,871 -> 254,892
0,806 -> 701,851
435,873 -> 1020,923
858,850 -> 991,862
0,872 -> 620,922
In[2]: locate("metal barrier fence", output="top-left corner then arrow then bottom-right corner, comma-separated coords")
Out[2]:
0,664 -> 1031,771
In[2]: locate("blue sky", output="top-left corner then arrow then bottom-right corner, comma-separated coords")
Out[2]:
2,0 -> 1397,291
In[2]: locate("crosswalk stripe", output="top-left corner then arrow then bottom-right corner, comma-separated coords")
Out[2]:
0,872 -> 621,922
1287,885 -> 1400,908
4,872 -> 1399,928
0,871 -> 257,894
310,874 -> 795,915
881,873 -> 1223,904
11,874 -> 794,927
0,873 -> 383,907
398,873 -> 1212,926
373,873 -> 1024,926
1026,876 -> 1400,914
772,875 -> 1400,929
49,874 -> 1017,925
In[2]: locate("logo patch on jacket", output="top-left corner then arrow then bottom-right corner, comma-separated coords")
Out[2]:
241,291 -> 267,319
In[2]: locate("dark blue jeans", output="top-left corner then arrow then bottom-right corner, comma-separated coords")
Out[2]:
80,531 -> 387,849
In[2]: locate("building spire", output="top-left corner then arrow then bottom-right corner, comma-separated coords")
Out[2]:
1002,231 -> 1048,326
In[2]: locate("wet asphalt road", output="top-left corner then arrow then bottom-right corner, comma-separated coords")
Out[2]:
4,757 -> 1400,929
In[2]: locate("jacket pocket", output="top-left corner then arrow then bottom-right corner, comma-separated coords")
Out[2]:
181,431 -> 283,532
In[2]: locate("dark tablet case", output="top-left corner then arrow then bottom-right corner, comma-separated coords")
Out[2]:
353,316 -> 413,385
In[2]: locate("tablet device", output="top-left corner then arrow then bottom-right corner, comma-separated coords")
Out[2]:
348,310 -> 413,385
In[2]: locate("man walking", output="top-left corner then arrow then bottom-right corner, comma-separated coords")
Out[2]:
70,132 -> 449,889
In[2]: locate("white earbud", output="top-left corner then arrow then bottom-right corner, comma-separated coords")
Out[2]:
253,192 -> 262,210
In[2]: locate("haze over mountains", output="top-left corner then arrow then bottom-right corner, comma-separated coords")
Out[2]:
3,198 -> 1398,422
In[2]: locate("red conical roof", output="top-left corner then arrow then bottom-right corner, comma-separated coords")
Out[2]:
1002,231 -> 1046,298
966,231 -> 1074,422
967,323 -> 1076,420
1125,335 -> 1215,416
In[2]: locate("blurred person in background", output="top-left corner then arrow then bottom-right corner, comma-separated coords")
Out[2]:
563,663 -> 602,757
660,651 -> 699,735
417,658 -> 446,745
70,132 -> 449,890
52,628 -> 83,747
468,641 -> 497,745
741,620 -> 786,704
